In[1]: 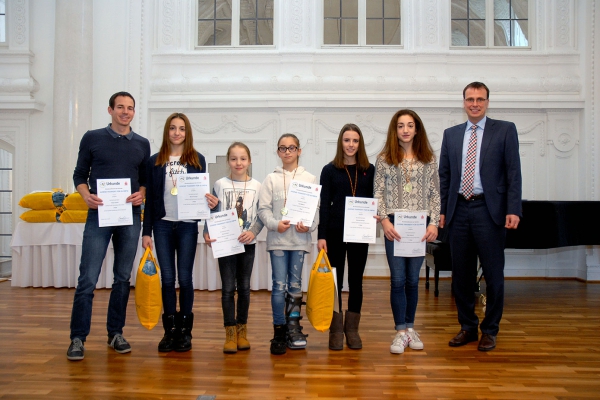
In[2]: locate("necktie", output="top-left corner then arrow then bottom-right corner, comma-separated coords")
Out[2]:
462,124 -> 478,199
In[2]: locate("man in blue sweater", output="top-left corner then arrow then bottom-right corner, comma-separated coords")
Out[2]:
67,92 -> 151,361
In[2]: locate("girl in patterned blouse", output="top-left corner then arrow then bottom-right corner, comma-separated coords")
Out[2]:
373,109 -> 441,355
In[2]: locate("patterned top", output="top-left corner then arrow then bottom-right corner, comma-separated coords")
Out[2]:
373,155 -> 441,226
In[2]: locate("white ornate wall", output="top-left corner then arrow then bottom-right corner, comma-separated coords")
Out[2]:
1,0 -> 599,280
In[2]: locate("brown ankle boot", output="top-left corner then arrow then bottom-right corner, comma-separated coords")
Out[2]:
344,311 -> 362,349
236,323 -> 250,350
223,326 -> 237,353
329,312 -> 344,350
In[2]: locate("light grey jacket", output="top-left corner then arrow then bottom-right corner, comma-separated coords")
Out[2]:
258,166 -> 319,252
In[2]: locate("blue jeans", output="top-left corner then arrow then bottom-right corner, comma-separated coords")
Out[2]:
153,219 -> 198,316
384,238 -> 424,330
70,210 -> 141,341
270,250 -> 305,325
218,244 -> 255,326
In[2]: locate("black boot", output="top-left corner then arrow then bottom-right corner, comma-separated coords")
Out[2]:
158,314 -> 177,352
270,324 -> 287,355
175,312 -> 193,352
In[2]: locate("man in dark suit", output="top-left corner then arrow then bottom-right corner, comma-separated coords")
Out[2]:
439,82 -> 522,351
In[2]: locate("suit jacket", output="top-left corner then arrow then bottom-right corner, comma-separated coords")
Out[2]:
439,117 -> 522,227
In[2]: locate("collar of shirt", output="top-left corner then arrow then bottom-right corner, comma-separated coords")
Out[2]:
107,124 -> 134,140
465,116 -> 487,134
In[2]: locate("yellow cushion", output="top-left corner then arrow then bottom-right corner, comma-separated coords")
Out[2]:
20,210 -> 60,223
59,210 -> 88,223
63,192 -> 89,210
19,189 -> 65,210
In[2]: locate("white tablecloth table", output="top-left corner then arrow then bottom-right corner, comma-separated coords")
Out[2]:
10,222 -> 338,291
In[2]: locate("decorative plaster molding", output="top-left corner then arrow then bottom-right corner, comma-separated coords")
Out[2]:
517,120 -> 545,156
11,0 -> 27,46
424,0 -> 438,46
191,116 -> 277,136
591,0 -> 596,198
150,74 -> 581,94
556,0 -> 571,47
0,132 -> 15,147
314,119 -> 338,154
290,0 -> 303,45
0,78 -> 38,94
162,0 -> 175,46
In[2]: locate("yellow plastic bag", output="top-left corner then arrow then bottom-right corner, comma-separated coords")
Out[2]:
135,247 -> 162,330
306,249 -> 337,332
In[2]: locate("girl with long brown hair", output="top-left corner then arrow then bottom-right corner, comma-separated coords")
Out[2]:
374,109 -> 440,354
142,112 -> 213,353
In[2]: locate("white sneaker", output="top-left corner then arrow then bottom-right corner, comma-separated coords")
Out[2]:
390,332 -> 410,354
407,328 -> 424,350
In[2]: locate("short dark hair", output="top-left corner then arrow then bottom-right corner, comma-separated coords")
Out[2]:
109,92 -> 136,109
463,82 -> 489,99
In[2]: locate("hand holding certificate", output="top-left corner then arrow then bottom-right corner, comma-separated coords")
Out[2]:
283,180 -> 321,226
177,173 -> 210,220
393,211 -> 427,257
206,210 -> 245,259
343,197 -> 378,244
96,178 -> 133,227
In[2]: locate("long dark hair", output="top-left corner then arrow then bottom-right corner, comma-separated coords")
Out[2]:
332,123 -> 370,170
155,113 -> 201,168
379,109 -> 434,165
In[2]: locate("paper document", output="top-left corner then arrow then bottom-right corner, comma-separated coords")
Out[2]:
343,197 -> 378,243
206,210 -> 245,259
283,180 -> 321,226
96,178 -> 132,227
177,173 -> 210,220
393,211 -> 427,257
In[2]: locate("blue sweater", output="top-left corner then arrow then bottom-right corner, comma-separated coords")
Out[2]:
142,151 -> 207,237
73,126 -> 150,210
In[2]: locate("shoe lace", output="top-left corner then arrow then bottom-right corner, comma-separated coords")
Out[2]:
409,330 -> 422,343
71,338 -> 84,350
226,327 -> 236,342
113,334 -> 127,346
237,324 -> 247,338
393,333 -> 409,347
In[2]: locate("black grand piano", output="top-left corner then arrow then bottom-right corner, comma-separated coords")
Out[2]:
425,200 -> 600,296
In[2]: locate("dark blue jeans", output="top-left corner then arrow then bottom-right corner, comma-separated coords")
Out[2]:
70,210 -> 141,341
384,238 -> 424,331
153,220 -> 198,316
218,244 -> 255,326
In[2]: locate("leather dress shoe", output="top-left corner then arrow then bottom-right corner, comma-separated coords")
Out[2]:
478,333 -> 496,351
448,330 -> 479,347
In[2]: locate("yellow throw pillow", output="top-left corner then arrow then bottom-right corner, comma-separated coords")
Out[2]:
63,192 -> 89,210
20,210 -> 60,223
19,189 -> 65,210
60,210 -> 88,223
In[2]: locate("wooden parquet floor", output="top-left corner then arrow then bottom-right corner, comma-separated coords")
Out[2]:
0,278 -> 599,399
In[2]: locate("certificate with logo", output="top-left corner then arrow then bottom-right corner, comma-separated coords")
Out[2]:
343,197 -> 378,244
393,211 -> 427,257
283,180 -> 321,226
206,210 -> 245,259
96,178 -> 133,227
176,173 -> 210,220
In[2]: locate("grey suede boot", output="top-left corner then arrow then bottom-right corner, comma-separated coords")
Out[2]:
329,311 -> 344,350
344,311 -> 362,349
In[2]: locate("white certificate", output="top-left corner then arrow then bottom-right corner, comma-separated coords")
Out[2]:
206,210 -> 245,259
343,197 -> 378,244
176,173 -> 210,220
96,178 -> 133,227
393,211 -> 427,257
283,180 -> 321,226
